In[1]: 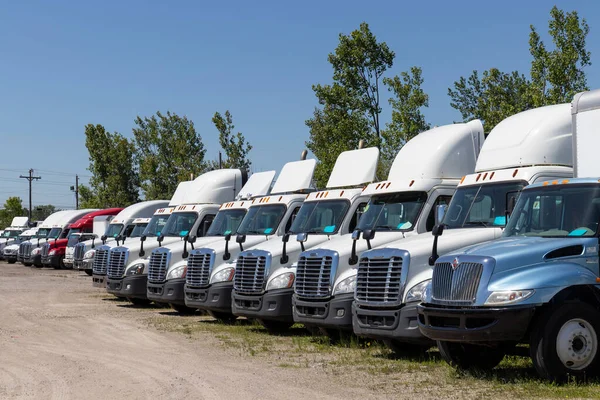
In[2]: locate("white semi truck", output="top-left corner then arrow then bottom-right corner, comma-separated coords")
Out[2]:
144,171 -> 277,311
289,121 -> 485,335
3,227 -> 38,263
0,217 -> 29,258
105,169 -> 247,304
348,103 -> 575,352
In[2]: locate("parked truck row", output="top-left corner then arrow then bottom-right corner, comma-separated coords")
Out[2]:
6,88 -> 600,382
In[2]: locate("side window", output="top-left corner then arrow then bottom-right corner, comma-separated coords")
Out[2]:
197,214 -> 215,237
349,202 -> 369,233
426,195 -> 453,231
285,207 -> 301,233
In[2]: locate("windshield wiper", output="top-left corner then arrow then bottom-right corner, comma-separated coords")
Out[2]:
464,221 -> 488,227
244,229 -> 270,235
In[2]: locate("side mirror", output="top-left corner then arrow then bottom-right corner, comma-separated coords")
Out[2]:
223,233 -> 232,261
140,235 -> 146,242
282,233 -> 290,243
296,232 -> 308,252
157,234 -> 164,246
281,233 -> 290,264
188,235 -> 197,244
429,224 -> 445,266
349,230 -> 361,265
236,234 -> 246,252
434,204 -> 448,227
351,230 -> 361,241
101,235 -> 107,245
362,229 -> 374,250
432,224 -> 445,237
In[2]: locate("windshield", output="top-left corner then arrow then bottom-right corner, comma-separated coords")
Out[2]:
357,192 -> 427,232
36,228 -> 51,239
143,215 -> 171,237
68,228 -> 81,236
237,205 -> 286,235
0,230 -> 20,238
289,200 -> 350,234
504,184 -> 600,238
444,182 -> 526,228
48,227 -> 63,239
130,223 -> 148,238
206,209 -> 247,236
104,223 -> 123,238
161,212 -> 198,237
67,235 -> 81,247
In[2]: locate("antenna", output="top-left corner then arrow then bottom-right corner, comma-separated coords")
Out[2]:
300,150 -> 308,160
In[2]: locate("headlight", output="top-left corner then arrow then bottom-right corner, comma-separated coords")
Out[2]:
333,275 -> 356,295
210,267 -> 235,284
126,263 -> 145,276
405,280 -> 431,303
484,290 -> 534,306
49,249 -> 57,256
166,265 -> 187,280
83,250 -> 95,259
267,272 -> 295,290
31,248 -> 41,255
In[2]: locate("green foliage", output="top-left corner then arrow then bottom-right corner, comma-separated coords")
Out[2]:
32,205 -> 57,222
84,124 -> 140,207
212,110 -> 253,171
78,185 -> 103,209
134,111 -> 207,200
0,197 -> 26,228
449,6 -> 590,133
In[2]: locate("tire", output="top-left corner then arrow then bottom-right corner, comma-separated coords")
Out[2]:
304,325 -> 323,336
23,263 -> 32,267
53,256 -> 65,270
258,319 -> 293,334
530,301 -> 600,382
208,311 -> 238,324
170,304 -> 196,315
437,340 -> 507,370
7,260 -> 16,264
384,339 -> 431,357
127,297 -> 151,306
84,269 -> 93,276
35,264 -> 43,269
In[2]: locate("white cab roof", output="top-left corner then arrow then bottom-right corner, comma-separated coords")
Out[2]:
181,169 -> 243,205
20,228 -> 38,236
572,89 -> 600,178
388,120 -> 484,180
38,209 -> 96,229
475,104 -> 572,173
169,181 -> 192,206
236,170 -> 276,200
327,147 -> 380,188
271,159 -> 316,194
132,217 -> 152,224
10,217 -> 29,228
110,200 -> 170,224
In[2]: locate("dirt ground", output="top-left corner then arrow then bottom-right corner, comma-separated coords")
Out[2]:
0,262 -> 407,400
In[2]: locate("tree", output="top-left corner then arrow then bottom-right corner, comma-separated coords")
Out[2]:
32,205 -> 57,222
0,197 -> 26,228
212,110 -> 253,171
78,185 -> 102,209
85,124 -> 140,207
134,111 -> 207,200
381,67 -> 430,174
448,6 -> 591,133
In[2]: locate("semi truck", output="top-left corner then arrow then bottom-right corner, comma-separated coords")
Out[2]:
417,89 -> 600,381
3,228 -> 38,264
64,214 -> 119,270
40,208 -> 122,269
349,103 -> 574,353
84,200 -> 170,285
105,169 -> 247,305
288,121 -> 484,336
0,217 -> 29,259
145,170 -> 277,312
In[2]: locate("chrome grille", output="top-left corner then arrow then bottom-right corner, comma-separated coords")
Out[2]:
432,262 -> 483,304
233,251 -> 270,294
92,247 -> 110,275
295,251 -> 338,298
148,249 -> 170,283
19,242 -> 31,257
186,250 -> 214,288
41,243 -> 50,257
74,243 -> 86,261
355,256 -> 403,304
107,248 -> 128,278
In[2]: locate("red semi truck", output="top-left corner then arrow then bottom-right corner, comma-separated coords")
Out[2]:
41,208 -> 123,269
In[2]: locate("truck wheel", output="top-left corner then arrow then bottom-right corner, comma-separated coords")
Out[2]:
530,302 -> 600,381
384,339 -> 431,357
127,297 -> 151,306
24,263 -> 32,267
208,311 -> 238,324
258,319 -> 293,334
7,260 -> 16,264
170,304 -> 196,315
84,270 -> 93,276
437,341 -> 506,370
54,256 -> 65,269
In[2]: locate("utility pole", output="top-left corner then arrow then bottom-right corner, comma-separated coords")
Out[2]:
19,169 -> 41,221
70,175 -> 79,209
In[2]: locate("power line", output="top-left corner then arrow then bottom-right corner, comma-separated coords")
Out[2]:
19,169 -> 42,221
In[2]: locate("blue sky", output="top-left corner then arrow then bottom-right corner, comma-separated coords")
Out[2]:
1,0 -> 599,209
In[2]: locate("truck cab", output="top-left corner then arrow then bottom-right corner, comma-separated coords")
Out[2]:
83,200 -> 170,285
105,169 -> 246,304
3,228 -> 38,264
145,170 -> 276,311
289,121 -> 484,335
0,217 -> 29,259
351,103 -> 574,351
41,208 -> 123,269
417,89 -> 600,381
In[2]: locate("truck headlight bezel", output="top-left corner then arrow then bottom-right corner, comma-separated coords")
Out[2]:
333,275 -> 356,296
166,265 -> 187,280
83,250 -> 95,259
267,272 -> 295,290
405,279 -> 431,303
484,290 -> 534,306
126,263 -> 145,276
210,267 -> 235,284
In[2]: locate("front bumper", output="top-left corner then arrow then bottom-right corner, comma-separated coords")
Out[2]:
106,275 -> 148,300
353,302 -> 429,344
63,257 -> 73,268
417,303 -> 536,343
292,293 -> 353,330
42,254 -> 62,268
4,254 -> 17,263
92,273 -> 106,288
185,282 -> 233,312
147,279 -> 186,305
232,289 -> 294,322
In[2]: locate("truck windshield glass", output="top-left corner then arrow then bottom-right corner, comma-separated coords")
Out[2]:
67,235 -> 81,247
503,184 -> 600,238
130,223 -> 148,238
48,228 -> 62,239
444,181 -> 526,228
68,228 -> 81,236
0,230 -> 19,238
36,228 -> 51,238
357,192 -> 427,232
237,205 -> 286,235
143,215 -> 170,237
206,209 -> 247,236
104,224 -> 123,238
289,200 -> 350,234
161,212 -> 198,237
